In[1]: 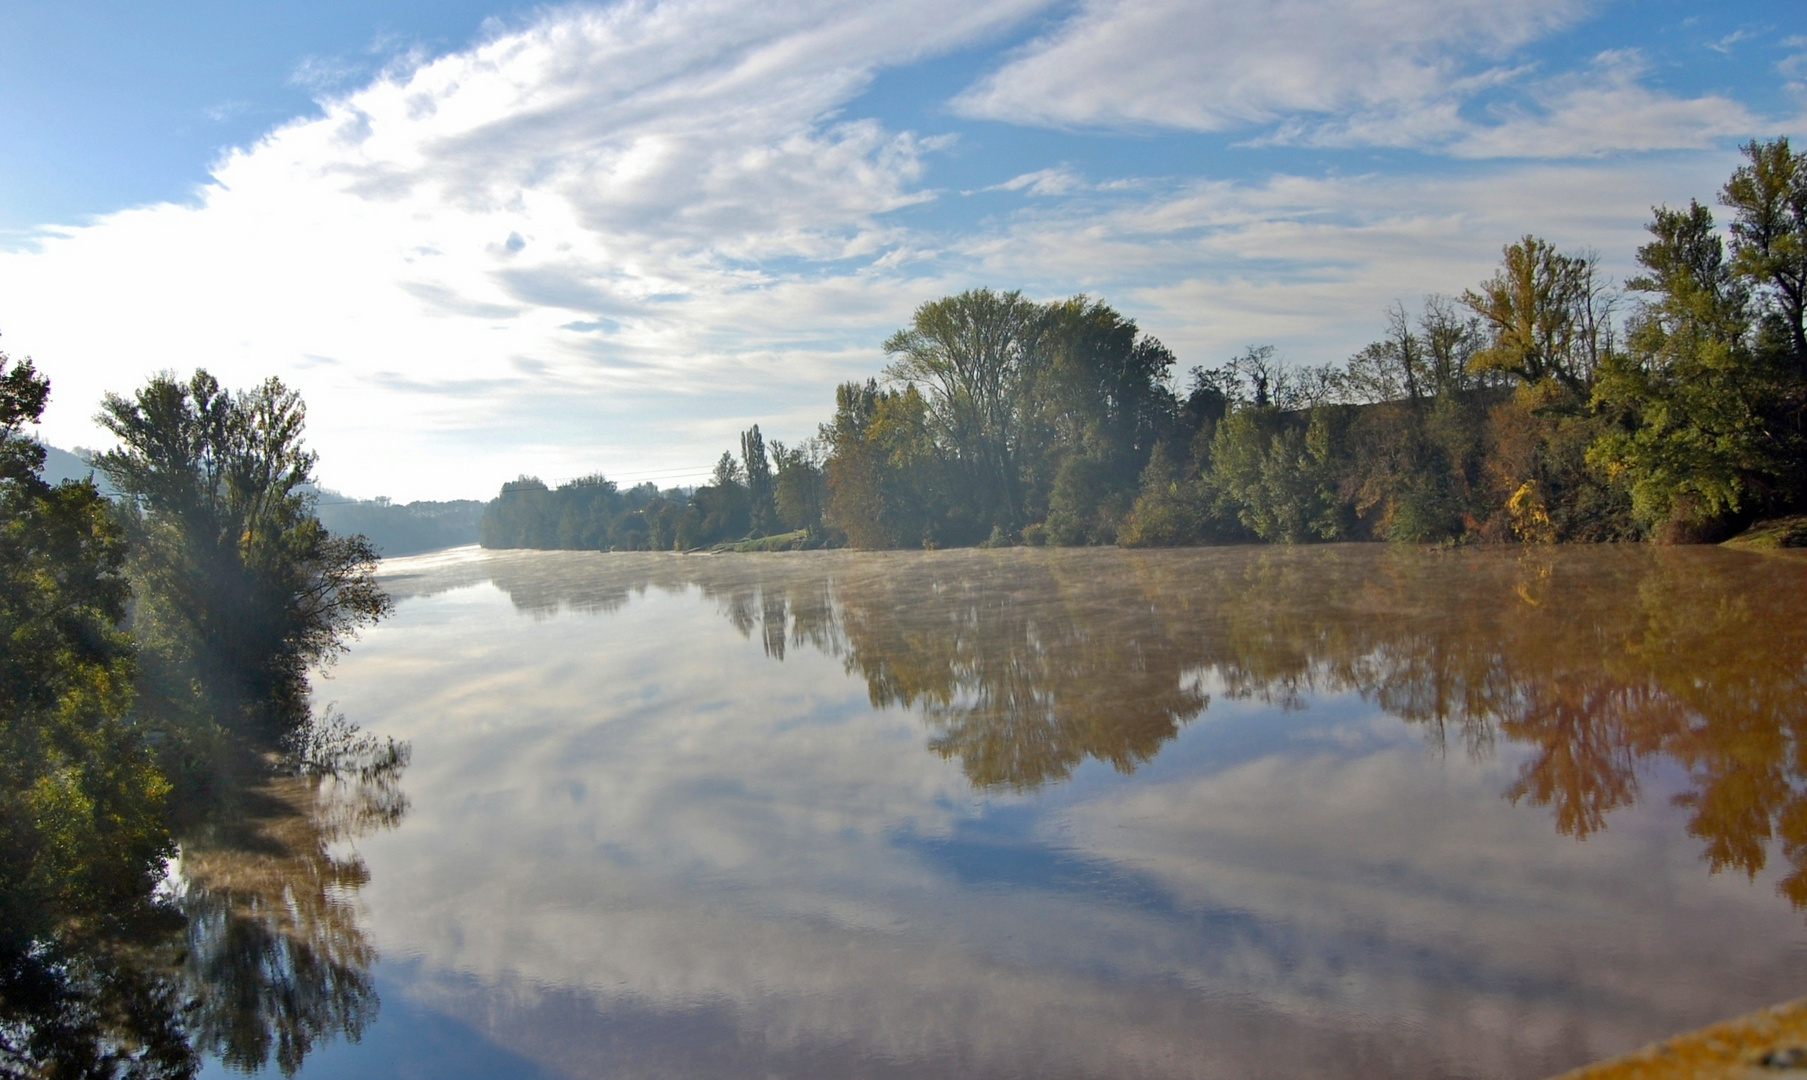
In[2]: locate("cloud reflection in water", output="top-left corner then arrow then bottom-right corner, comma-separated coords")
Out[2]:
326,545 -> 1807,1079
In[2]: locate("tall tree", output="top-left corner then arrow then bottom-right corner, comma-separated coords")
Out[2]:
1463,236 -> 1615,397
1591,200 -> 1796,535
96,372 -> 390,751
821,380 -> 943,548
883,288 -> 1048,532
0,353 -> 190,1078
770,439 -> 826,535
740,424 -> 777,537
1722,137 -> 1807,374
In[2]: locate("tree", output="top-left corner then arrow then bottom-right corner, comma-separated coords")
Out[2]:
1722,137 -> 1807,374
1463,236 -> 1615,397
883,288 -> 1048,533
740,425 -> 777,537
95,371 -> 391,753
1589,201 -> 1783,536
770,438 -> 825,535
712,450 -> 743,489
0,352 -> 191,1078
821,380 -> 944,548
1209,408 -> 1342,543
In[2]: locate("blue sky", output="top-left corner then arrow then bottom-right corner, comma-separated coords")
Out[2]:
1,0 -> 1802,500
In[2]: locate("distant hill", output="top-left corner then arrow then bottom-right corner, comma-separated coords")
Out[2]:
314,493 -> 484,557
36,442 -> 109,489
28,441 -> 477,558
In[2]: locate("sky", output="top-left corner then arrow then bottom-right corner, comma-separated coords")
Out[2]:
0,0 -> 1802,501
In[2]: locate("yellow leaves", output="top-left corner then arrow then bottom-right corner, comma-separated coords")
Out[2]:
1507,479 -> 1557,545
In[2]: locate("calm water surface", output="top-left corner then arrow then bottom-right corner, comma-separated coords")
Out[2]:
202,545 -> 1807,1079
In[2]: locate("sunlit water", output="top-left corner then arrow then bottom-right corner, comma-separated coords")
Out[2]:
203,545 -> 1807,1079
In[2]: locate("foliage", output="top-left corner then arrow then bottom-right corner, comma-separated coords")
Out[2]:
479,425 -> 822,553
1208,407 -> 1344,543
1722,136 -> 1807,375
1462,235 -> 1615,397
880,289 -> 1048,533
1585,140 -> 1807,539
740,425 -> 777,537
2,359 -> 402,1077
94,372 -> 391,763
481,142 -> 1804,551
821,380 -> 947,548
0,352 -> 190,1078
770,438 -> 826,536
1590,202 -> 1775,535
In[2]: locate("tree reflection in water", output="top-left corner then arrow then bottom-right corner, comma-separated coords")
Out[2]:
170,729 -> 408,1075
0,728 -> 406,1078
472,546 -> 1807,912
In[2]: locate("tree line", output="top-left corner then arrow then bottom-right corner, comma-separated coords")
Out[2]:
484,138 -> 1807,551
1,361 -> 393,1076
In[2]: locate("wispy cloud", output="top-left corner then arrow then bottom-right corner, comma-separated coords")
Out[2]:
1708,28 -> 1754,56
979,166 -> 1083,196
952,0 -> 1590,133
952,0 -> 1765,160
202,100 -> 255,124
1783,39 -> 1807,97
289,54 -> 372,94
1446,50 -> 1758,158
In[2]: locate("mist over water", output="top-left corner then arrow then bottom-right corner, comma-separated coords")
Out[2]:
211,545 -> 1807,1079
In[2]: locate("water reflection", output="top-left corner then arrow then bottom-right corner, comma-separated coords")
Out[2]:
414,546 -> 1807,910
0,736 -> 408,1077
346,545 -> 1807,1079
175,737 -> 408,1074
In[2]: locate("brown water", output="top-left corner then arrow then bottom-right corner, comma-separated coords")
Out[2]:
204,544 -> 1807,1079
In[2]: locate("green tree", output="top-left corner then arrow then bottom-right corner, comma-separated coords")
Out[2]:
0,353 -> 191,1078
95,372 -> 391,757
1463,236 -> 1615,397
1722,137 -> 1807,374
822,380 -> 944,548
1210,407 -> 1342,543
1117,440 -> 1208,547
1589,201 -> 1784,536
770,439 -> 825,535
1032,297 -> 1179,542
740,425 -> 777,537
883,288 -> 1047,533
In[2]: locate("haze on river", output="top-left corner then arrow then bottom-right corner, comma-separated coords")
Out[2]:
196,544 -> 1807,1079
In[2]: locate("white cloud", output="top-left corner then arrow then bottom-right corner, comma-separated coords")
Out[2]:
1446,50 -> 1758,158
953,0 -> 1588,132
980,166 -> 1084,196
0,0 -> 1044,500
1784,40 -> 1807,96
953,0 -> 1763,159
1708,28 -> 1754,55
937,155 -> 1737,369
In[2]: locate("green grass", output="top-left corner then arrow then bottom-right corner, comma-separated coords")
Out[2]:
1723,515 -> 1807,550
707,530 -> 817,553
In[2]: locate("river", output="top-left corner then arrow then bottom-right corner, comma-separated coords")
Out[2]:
200,544 -> 1807,1079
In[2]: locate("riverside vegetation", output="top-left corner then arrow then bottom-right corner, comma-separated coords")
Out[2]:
482,139 -> 1807,552
1,362 -> 397,1077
